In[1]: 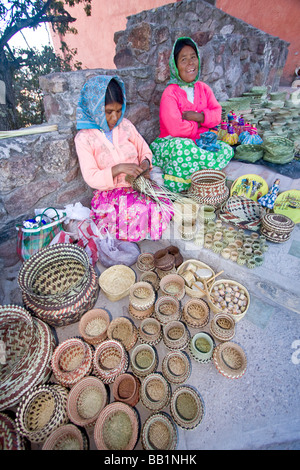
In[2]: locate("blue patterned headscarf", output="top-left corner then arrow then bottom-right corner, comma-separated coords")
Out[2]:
76,75 -> 126,131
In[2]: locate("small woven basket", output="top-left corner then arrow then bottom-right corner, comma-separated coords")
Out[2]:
140,373 -> 171,412
177,260 -> 215,298
128,302 -> 155,320
93,340 -> 128,384
154,295 -> 181,324
136,253 -> 155,272
189,332 -> 215,363
107,317 -> 138,351
141,412 -> 178,450
210,313 -> 236,342
219,196 -> 266,231
138,318 -> 162,346
51,338 -> 93,388
162,351 -> 191,385
163,321 -> 190,351
94,402 -> 139,450
129,281 -> 156,311
112,373 -> 140,407
170,386 -> 205,430
212,341 -> 247,379
188,169 -> 229,208
66,376 -> 108,428
182,299 -> 210,328
159,274 -> 185,300
208,279 -> 250,322
260,213 -> 295,243
140,270 -> 160,291
99,265 -> 136,302
79,309 -> 110,346
130,344 -> 158,378
42,424 -> 89,450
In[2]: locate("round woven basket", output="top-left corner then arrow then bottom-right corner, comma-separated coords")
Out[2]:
138,318 -> 162,346
42,424 -> 89,450
128,302 -> 155,320
51,338 -> 93,388
67,376 -> 108,427
112,373 -> 140,407
141,412 -> 178,450
162,351 -> 191,385
130,344 -> 158,378
189,332 -> 215,363
177,260 -> 214,298
0,412 -> 27,450
212,341 -> 247,379
159,274 -> 185,300
219,196 -> 266,231
107,317 -> 138,351
136,253 -> 155,272
94,402 -> 139,450
129,281 -> 156,311
163,321 -> 190,351
182,298 -> 210,328
210,313 -> 236,342
262,136 -> 295,164
154,295 -> 181,324
99,265 -> 136,302
170,386 -> 205,430
140,270 -> 160,291
93,340 -> 128,384
260,213 -> 295,243
140,373 -> 171,412
208,279 -> 250,322
188,170 -> 229,207
15,384 -> 69,443
79,308 -> 110,346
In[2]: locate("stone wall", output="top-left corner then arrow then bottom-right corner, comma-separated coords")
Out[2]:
0,0 -> 289,266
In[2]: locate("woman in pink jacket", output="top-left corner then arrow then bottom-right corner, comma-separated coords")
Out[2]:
150,37 -> 233,192
75,75 -> 172,241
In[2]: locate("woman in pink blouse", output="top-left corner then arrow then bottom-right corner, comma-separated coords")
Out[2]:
75,75 -> 172,241
150,37 -> 234,192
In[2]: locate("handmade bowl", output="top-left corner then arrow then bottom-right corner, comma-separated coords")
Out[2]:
189,332 -> 214,363
162,351 -> 191,385
140,373 -> 171,411
130,344 -> 157,378
141,412 -> 178,450
170,386 -> 205,430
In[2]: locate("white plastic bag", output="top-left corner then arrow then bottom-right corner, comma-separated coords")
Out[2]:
96,232 -> 140,267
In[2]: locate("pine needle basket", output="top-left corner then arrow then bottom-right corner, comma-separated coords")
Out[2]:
182,298 -> 210,328
42,423 -> 89,450
93,340 -> 128,384
130,344 -> 158,378
208,279 -> 250,322
138,317 -> 162,346
154,295 -> 181,324
140,373 -> 171,412
99,265 -> 136,302
0,412 -> 27,450
107,317 -> 138,351
79,308 -> 110,346
159,274 -> 185,300
140,270 -> 160,291
163,320 -> 190,351
129,281 -> 156,311
212,341 -> 247,379
141,412 -> 178,450
162,351 -> 191,385
170,386 -> 205,430
210,313 -> 236,342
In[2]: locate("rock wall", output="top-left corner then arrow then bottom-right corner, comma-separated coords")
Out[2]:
0,0 -> 289,266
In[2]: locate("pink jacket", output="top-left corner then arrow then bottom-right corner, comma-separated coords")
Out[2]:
75,118 -> 152,191
159,82 -> 222,141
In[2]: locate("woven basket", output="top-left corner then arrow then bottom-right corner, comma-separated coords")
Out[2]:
170,386 -> 205,430
141,412 -> 178,450
154,295 -> 181,325
189,332 -> 215,363
66,376 -> 108,428
128,302 -> 155,320
107,317 -> 138,351
182,299 -> 210,328
213,341 -> 247,379
129,281 -> 156,311
163,321 -> 190,351
42,423 -> 89,450
130,344 -> 158,378
79,308 -> 110,346
0,412 -> 27,450
262,136 -> 295,164
159,274 -> 185,300
140,373 -> 171,412
162,351 -> 191,385
138,318 -> 162,346
15,384 -> 69,443
219,196 -> 266,231
210,313 -> 236,342
234,144 -> 264,163
112,373 -> 140,407
51,338 -> 93,388
208,279 -> 250,322
155,266 -> 177,279
99,265 -> 136,302
153,248 -> 176,271
260,213 -> 295,243
94,402 -> 139,450
18,243 -> 90,304
140,270 -> 160,291
93,340 -> 128,384
188,170 -> 229,207
22,264 -> 99,327
177,260 -> 215,298
136,253 -> 155,272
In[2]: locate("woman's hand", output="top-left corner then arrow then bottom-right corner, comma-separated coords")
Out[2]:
139,158 -> 151,179
182,111 -> 205,125
112,162 -> 144,179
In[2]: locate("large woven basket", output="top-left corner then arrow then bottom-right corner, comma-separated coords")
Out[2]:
140,373 -> 171,412
212,341 -> 247,379
0,412 -> 27,450
107,317 -> 138,351
112,373 -> 141,407
162,351 -> 191,385
15,384 -> 69,443
188,169 -> 229,207
94,402 -> 139,450
93,340 -> 128,384
208,279 -> 250,322
170,386 -> 205,430
141,412 -> 178,450
262,136 -> 295,164
79,308 -> 110,346
67,376 -> 108,428
219,196 -> 266,231
177,260 -> 215,298
42,423 -> 89,450
99,265 -> 136,302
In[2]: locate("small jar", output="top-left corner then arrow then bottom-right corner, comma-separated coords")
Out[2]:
213,241 -> 223,253
204,240 -> 213,250
247,259 -> 256,269
213,231 -> 223,241
230,250 -> 238,262
251,232 -> 259,240
221,248 -> 231,259
237,254 -> 247,265
254,255 -> 264,267
243,243 -> 252,254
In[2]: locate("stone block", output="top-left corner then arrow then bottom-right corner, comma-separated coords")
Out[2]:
128,23 -> 151,51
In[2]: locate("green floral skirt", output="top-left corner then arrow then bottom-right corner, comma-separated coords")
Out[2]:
150,137 -> 234,192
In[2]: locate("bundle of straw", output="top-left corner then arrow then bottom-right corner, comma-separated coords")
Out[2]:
0,125 -> 58,140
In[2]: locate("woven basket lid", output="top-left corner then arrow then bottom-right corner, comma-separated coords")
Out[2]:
162,351 -> 191,384
94,402 -> 139,450
42,424 -> 89,450
141,412 -> 178,450
93,340 -> 128,384
79,308 -> 110,345
112,373 -> 140,407
140,373 -> 171,411
0,412 -> 27,450
170,385 -> 205,430
213,341 -> 247,379
99,265 -> 136,301
107,317 -> 137,351
67,376 -> 108,427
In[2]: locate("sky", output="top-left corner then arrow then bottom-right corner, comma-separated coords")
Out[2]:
8,24 -> 54,51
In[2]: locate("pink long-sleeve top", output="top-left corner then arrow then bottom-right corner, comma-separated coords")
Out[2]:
159,82 -> 222,142
75,118 -> 152,191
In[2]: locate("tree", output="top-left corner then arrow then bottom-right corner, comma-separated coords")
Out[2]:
0,0 -> 92,130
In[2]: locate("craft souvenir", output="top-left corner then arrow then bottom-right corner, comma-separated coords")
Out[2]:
219,196 -> 266,231
188,169 -> 229,208
93,340 -> 128,384
79,308 -> 110,346
107,317 -> 138,351
141,412 -> 178,450
222,124 -> 239,146
129,281 -> 156,311
260,213 -> 295,243
140,270 -> 160,291
0,412 -> 27,450
230,174 -> 268,202
273,189 -> 300,224
258,179 -> 280,209
138,317 -> 162,346
262,136 -> 295,164
210,313 -> 236,342
42,424 -> 89,450
170,386 -> 205,430
238,122 -> 251,143
99,265 -> 136,302
154,295 -> 181,324
140,373 -> 171,411
162,321 -> 190,351
177,260 -> 214,299
162,351 -> 191,385
182,298 -> 210,328
217,121 -> 228,140
212,341 -> 247,379
208,279 -> 250,322
112,373 -> 141,407
159,274 -> 185,300
136,253 -> 155,272
130,344 -> 158,378
189,332 -> 215,363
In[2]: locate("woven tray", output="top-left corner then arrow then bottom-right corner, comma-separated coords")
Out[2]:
154,295 -> 181,324
208,279 -> 250,322
107,317 -> 138,351
130,344 -> 158,378
141,412 -> 178,450
170,386 -> 205,430
112,373 -> 140,407
212,341 -> 247,379
182,298 -> 210,328
93,340 -> 128,384
140,373 -> 171,412
79,308 -> 110,346
99,265 -> 136,302
162,351 -> 191,385
94,402 -> 139,450
219,196 -> 266,231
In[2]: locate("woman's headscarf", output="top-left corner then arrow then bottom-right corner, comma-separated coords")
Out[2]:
76,75 -> 126,131
168,37 -> 201,87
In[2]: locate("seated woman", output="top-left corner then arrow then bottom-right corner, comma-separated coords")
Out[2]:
150,36 -> 234,192
75,75 -> 173,242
